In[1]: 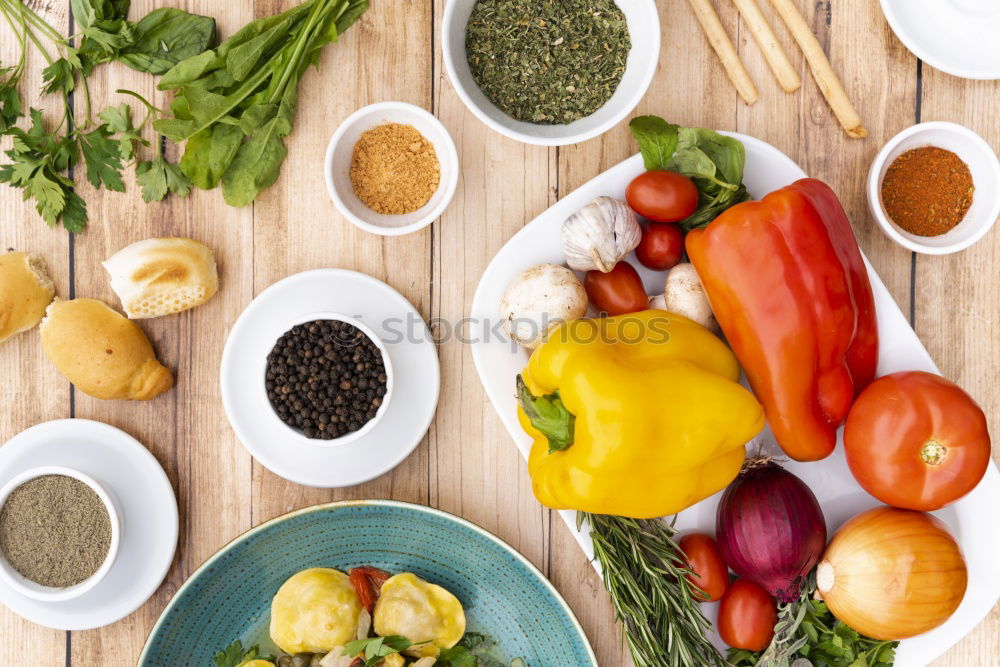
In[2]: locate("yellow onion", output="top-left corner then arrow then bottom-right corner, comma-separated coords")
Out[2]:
816,506 -> 967,640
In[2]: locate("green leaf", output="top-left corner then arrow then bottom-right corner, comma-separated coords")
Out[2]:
26,169 -> 66,225
224,13 -> 299,81
79,126 -> 125,191
97,103 -> 148,160
343,635 -> 424,667
211,640 -> 262,667
436,645 -> 481,667
60,188 -> 89,233
180,123 -> 244,189
41,57 -> 79,94
220,97 -> 293,207
158,50 -> 225,90
516,375 -> 575,453
1,76 -> 24,130
119,8 -> 216,75
628,116 -> 679,171
136,155 -> 192,202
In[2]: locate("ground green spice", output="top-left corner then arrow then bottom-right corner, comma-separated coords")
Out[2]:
0,475 -> 111,587
465,0 -> 631,124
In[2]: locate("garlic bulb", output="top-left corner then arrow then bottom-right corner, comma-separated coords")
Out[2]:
561,196 -> 641,273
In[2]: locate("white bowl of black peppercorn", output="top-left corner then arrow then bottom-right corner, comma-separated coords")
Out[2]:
0,465 -> 121,602
263,312 -> 394,447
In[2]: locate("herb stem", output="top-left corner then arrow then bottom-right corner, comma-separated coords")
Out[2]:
267,0 -> 335,105
583,513 -> 725,667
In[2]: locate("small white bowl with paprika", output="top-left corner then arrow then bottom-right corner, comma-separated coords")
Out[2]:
867,121 -> 1000,255
325,101 -> 459,236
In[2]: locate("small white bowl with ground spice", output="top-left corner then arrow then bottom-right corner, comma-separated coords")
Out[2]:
325,101 -> 459,236
0,466 -> 120,602
868,121 -> 1000,255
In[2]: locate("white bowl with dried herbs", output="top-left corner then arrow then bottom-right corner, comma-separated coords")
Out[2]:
0,466 -> 121,602
443,0 -> 660,146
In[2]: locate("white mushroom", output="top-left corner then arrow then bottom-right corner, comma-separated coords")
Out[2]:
663,263 -> 718,332
499,264 -> 588,349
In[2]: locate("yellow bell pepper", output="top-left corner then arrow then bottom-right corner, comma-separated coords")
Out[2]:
517,310 -> 764,519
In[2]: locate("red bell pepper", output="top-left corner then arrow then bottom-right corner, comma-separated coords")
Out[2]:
685,178 -> 878,462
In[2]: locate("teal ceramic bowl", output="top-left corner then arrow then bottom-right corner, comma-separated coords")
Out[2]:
139,500 -> 597,666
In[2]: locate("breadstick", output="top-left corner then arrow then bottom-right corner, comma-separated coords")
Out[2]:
686,0 -> 759,105
730,0 -> 801,92
768,0 -> 866,137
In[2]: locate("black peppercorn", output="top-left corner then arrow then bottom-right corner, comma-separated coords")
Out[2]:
265,319 -> 388,440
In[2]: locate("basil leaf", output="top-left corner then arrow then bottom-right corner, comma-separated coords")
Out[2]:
119,8 -> 216,75
687,127 -> 746,185
628,115 -> 679,171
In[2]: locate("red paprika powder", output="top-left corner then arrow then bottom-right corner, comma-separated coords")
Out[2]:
881,146 -> 974,237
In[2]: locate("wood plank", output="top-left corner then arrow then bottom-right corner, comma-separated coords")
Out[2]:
915,70 -> 1000,667
428,0 -> 554,579
0,0 -> 71,662
67,1 -> 255,663
250,0 -> 433,523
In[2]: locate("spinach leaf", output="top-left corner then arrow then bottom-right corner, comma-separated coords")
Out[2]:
158,50 -> 225,90
180,124 -> 243,189
119,8 -> 216,75
221,91 -> 295,206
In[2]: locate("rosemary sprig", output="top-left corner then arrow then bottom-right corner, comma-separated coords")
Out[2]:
581,512 -> 726,667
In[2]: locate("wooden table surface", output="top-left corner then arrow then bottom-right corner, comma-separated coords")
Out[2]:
2,1 -> 998,665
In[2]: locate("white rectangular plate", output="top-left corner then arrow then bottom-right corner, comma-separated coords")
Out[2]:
470,135 -> 1000,665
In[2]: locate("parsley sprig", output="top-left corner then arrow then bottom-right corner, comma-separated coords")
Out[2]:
0,0 -> 213,230
729,577 -> 899,667
212,640 -> 272,667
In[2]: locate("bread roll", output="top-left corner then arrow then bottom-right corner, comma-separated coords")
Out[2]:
102,238 -> 218,318
40,299 -> 174,400
0,251 -> 55,345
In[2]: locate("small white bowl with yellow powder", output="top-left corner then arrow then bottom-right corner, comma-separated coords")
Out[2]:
325,101 -> 459,236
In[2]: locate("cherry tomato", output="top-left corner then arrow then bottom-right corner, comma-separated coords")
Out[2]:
844,371 -> 991,511
625,170 -> 699,223
349,566 -> 392,613
635,222 -> 685,271
679,533 -> 729,602
584,261 -> 648,316
718,579 -> 777,651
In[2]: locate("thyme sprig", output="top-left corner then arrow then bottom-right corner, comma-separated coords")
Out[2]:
581,512 -> 726,667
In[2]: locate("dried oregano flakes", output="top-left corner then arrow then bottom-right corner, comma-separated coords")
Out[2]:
465,0 -> 631,125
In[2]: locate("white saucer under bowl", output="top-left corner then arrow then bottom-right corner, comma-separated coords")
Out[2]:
220,269 -> 440,487
0,419 -> 178,631
880,0 -> 1000,79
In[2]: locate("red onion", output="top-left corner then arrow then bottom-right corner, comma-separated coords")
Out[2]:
716,458 -> 827,604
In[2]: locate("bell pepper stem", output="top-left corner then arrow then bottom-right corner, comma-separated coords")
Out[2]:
516,375 -> 575,453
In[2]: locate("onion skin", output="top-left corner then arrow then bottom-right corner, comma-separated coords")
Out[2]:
817,506 -> 967,640
716,460 -> 827,604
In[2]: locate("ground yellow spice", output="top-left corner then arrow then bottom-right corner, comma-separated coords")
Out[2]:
350,123 -> 441,215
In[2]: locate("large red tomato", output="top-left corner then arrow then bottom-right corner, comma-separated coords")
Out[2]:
679,533 -> 729,602
844,371 -> 991,511
717,579 -> 776,651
